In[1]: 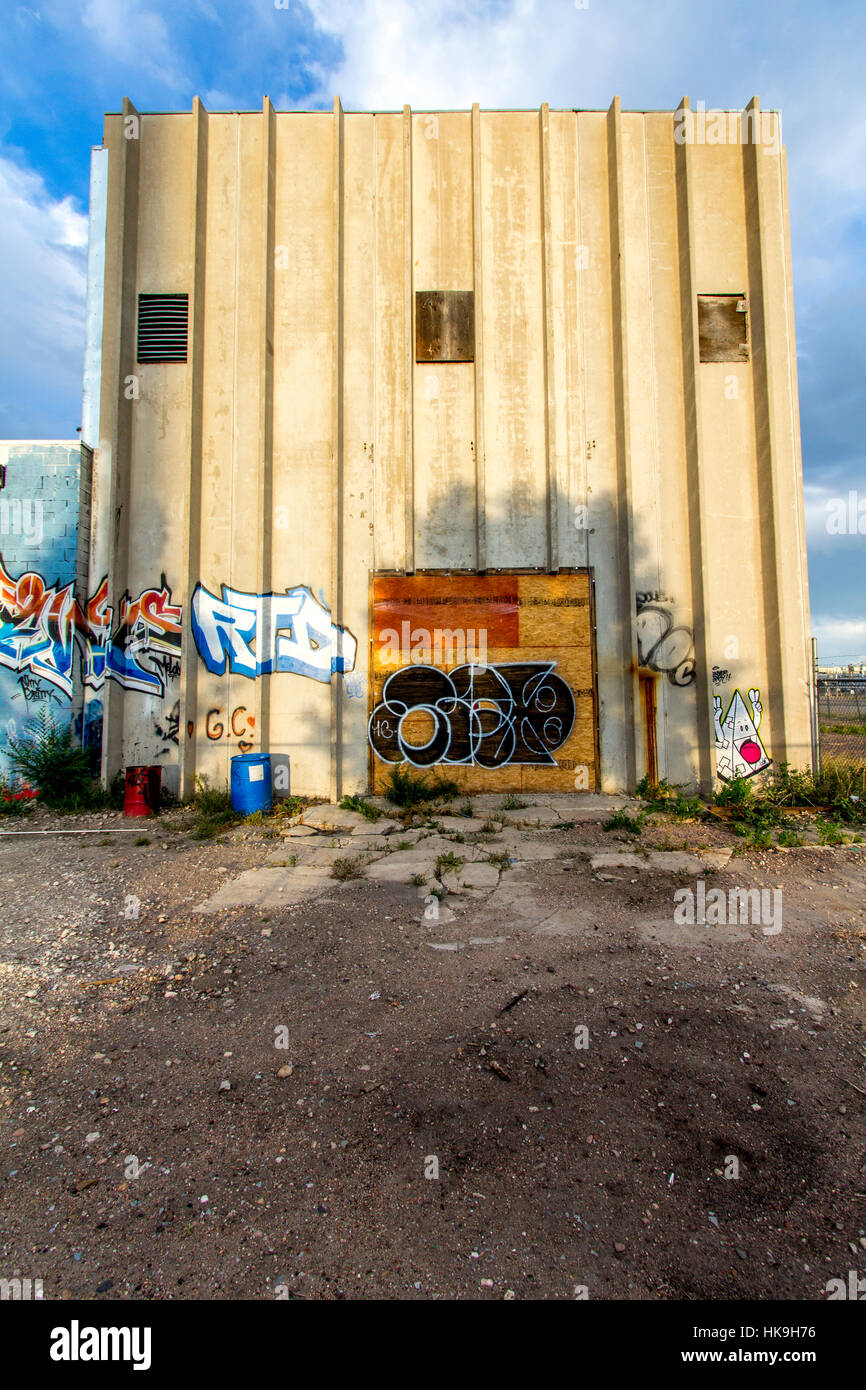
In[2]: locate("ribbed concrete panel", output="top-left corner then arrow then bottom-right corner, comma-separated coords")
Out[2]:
90,99 -> 813,799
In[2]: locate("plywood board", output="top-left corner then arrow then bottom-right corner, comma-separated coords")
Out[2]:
370,572 -> 598,792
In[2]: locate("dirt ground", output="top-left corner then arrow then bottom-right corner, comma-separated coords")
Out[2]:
1,798 -> 865,1301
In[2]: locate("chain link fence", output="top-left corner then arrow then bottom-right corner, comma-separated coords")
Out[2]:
816,676 -> 866,784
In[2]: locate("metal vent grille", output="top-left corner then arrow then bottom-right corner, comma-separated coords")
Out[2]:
137,293 -> 189,363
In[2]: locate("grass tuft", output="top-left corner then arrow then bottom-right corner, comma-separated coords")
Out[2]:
603,808 -> 645,835
339,793 -> 383,821
383,766 -> 460,808
331,856 -> 365,880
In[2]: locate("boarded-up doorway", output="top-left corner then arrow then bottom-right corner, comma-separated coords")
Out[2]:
369,571 -> 599,793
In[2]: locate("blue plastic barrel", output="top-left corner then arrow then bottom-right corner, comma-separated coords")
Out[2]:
230,753 -> 273,815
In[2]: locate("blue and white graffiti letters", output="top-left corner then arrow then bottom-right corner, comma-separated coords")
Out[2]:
191,582 -> 357,683
369,662 -> 576,769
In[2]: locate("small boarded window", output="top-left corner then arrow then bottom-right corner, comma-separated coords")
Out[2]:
137,293 -> 189,363
697,294 -> 749,362
415,290 -> 475,362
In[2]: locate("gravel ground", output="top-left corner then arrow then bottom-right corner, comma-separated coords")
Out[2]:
1,803 -> 865,1301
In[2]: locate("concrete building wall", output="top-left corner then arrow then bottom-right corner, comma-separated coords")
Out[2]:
89,97 -> 813,799
0,442 -> 90,781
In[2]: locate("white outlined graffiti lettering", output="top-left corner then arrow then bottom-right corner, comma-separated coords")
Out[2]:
368,662 -> 576,769
191,582 -> 357,683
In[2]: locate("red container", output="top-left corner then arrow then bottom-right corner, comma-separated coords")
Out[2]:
123,765 -> 162,817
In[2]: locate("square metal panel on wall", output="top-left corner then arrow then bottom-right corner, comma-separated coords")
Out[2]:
697,294 -> 749,362
368,572 -> 599,793
415,290 -> 475,362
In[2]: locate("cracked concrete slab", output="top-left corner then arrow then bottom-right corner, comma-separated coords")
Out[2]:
418,902 -> 457,924
350,818 -> 401,836
532,908 -> 597,936
488,830 -> 579,862
502,805 -> 568,828
469,878 -> 551,925
441,862 -> 501,892
266,845 -> 381,869
194,865 -> 332,912
590,849 -> 732,873
366,852 -> 438,884
432,816 -> 491,834
296,804 -> 373,833
456,793 -> 639,817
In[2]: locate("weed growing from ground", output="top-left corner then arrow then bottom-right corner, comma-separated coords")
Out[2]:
339,793 -> 383,821
331,856 -> 365,880
7,711 -> 111,811
603,808 -> 645,835
190,777 -> 241,839
435,850 -> 464,878
384,766 -> 460,808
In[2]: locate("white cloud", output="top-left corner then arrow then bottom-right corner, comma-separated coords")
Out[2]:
303,0 -> 584,109
801,482 -> 855,551
294,0 -> 866,315
811,616 -> 866,666
81,0 -> 189,91
0,153 -> 87,434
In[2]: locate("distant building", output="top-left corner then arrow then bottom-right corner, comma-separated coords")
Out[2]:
81,96 -> 812,797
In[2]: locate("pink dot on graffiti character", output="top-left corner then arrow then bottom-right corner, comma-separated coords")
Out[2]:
738,739 -> 763,764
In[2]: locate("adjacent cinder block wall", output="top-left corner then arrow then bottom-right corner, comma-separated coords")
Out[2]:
0,442 -> 86,781
89,97 -> 813,799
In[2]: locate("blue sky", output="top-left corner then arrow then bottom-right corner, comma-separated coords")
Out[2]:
0,0 -> 863,662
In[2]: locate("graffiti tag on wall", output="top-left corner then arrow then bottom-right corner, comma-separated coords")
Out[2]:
191,582 -> 357,683
369,662 -> 576,769
205,705 -> 256,754
0,557 -> 181,700
153,699 -> 180,750
635,595 -> 696,687
714,686 -> 770,781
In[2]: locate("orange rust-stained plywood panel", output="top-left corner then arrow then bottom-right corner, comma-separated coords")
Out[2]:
373,574 -> 519,654
369,573 -> 598,793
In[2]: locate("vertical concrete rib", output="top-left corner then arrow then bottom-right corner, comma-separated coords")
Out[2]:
539,104 -> 558,574
606,96 -> 638,788
256,97 -> 277,780
742,96 -> 811,766
674,97 -> 714,791
403,105 -> 415,574
330,97 -> 345,801
471,103 -> 487,572
101,96 -> 140,784
178,96 -> 208,800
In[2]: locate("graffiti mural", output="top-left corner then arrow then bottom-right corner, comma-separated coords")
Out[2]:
191,582 -> 357,683
635,595 -> 696,687
372,573 -> 597,791
0,557 -> 182,699
714,686 -> 771,781
369,662 -> 575,768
